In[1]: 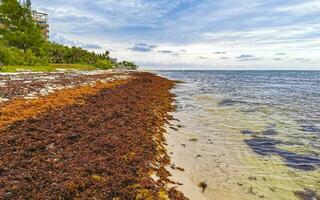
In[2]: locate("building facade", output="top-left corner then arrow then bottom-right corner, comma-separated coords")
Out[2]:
32,10 -> 49,40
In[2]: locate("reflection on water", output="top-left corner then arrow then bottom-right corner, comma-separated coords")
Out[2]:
158,71 -> 320,200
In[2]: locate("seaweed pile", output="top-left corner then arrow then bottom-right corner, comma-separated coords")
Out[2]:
0,72 -> 129,101
0,72 -> 187,199
0,79 -> 129,129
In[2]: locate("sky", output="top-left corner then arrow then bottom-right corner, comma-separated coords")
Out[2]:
32,0 -> 320,70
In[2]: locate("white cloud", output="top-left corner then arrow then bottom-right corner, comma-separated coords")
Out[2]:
274,1 -> 320,15
31,0 -> 320,69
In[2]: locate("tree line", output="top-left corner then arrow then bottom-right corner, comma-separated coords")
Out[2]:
0,0 -> 138,70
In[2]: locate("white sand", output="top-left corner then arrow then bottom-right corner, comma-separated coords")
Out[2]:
165,124 -> 207,200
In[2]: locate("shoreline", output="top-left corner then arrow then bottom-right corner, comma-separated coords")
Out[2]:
165,122 -> 207,200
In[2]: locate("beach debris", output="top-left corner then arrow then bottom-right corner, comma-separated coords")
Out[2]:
170,164 -> 185,172
199,182 -> 208,193
196,154 -> 202,158
91,175 -> 102,182
177,124 -> 184,128
181,144 -> 186,148
248,176 -> 257,181
169,126 -> 179,131
0,72 -> 129,102
269,187 -> 276,192
176,167 -> 185,172
170,163 -> 176,169
189,138 -> 198,142
248,186 -> 256,195
172,118 -> 180,122
237,182 -> 243,186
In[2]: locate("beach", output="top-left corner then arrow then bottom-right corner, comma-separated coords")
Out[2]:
0,71 -> 192,199
1,70 -> 319,200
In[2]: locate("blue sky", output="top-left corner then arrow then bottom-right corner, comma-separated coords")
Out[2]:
32,0 -> 320,70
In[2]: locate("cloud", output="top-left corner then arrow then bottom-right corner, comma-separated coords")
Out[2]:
220,57 -> 229,60
51,33 -> 79,46
214,51 -> 226,54
32,0 -> 320,69
236,55 -> 255,59
236,54 -> 263,61
129,42 -> 157,52
274,1 -> 320,15
273,58 -> 283,61
274,53 -> 286,56
158,50 -> 174,54
80,43 -> 102,49
294,58 -> 311,62
51,33 -> 101,49
198,56 -> 208,59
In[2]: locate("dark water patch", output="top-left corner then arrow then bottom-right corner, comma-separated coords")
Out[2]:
218,99 -> 244,106
245,137 -> 282,156
239,108 -> 259,113
284,153 -> 320,171
262,128 -> 278,136
294,189 -> 320,200
241,130 -> 256,135
300,124 -> 320,133
245,137 -> 320,170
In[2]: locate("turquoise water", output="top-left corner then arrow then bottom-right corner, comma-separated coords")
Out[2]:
158,71 -> 320,200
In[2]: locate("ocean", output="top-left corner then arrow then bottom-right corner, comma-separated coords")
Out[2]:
157,71 -> 320,200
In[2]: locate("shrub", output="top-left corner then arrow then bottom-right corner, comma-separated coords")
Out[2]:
119,61 -> 138,70
94,59 -> 115,70
0,43 -> 48,66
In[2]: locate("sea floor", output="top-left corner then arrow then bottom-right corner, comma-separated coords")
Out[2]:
165,82 -> 320,200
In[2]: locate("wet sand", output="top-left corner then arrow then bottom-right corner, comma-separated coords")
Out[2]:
165,123 -> 207,200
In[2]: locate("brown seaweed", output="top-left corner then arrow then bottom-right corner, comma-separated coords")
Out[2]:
0,72 -> 188,200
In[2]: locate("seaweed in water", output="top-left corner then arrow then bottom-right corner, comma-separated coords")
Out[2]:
294,189 -> 320,200
245,137 -> 320,171
245,137 -> 282,156
300,124 -> 320,134
262,128 -> 278,136
218,99 -> 244,106
241,130 -> 256,135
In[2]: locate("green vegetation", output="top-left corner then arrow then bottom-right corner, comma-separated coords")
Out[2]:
50,64 -> 97,71
0,64 -> 99,72
0,0 -> 138,72
118,61 -> 138,70
0,65 -> 55,72
94,59 -> 115,70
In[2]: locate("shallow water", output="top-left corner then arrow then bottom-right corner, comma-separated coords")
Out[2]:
158,71 -> 320,200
